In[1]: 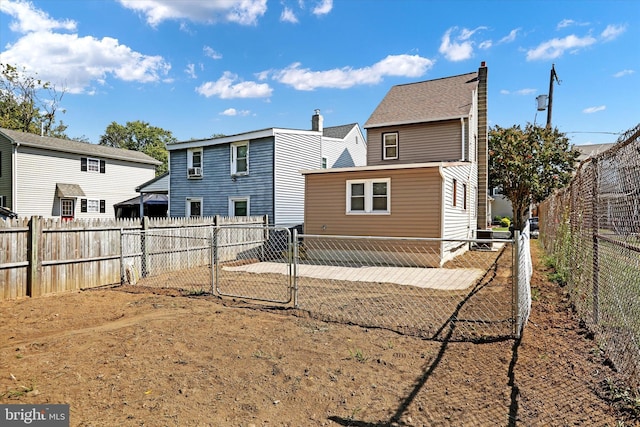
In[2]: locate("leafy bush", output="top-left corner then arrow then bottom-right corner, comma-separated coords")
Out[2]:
500,217 -> 511,228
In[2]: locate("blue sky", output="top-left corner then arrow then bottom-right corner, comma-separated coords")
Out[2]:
1,0 -> 638,146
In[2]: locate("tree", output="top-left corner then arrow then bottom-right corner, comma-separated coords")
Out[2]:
0,63 -> 68,137
489,123 -> 580,230
99,120 -> 175,175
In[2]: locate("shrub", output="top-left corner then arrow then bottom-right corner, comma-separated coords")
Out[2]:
500,217 -> 511,228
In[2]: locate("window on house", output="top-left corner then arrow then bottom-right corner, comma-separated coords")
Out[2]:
186,198 -> 202,217
229,197 -> 249,217
0,195 -> 6,207
231,142 -> 249,175
382,133 -> 398,160
81,157 -> 105,173
453,179 -> 458,207
187,148 -> 203,178
322,157 -> 327,169
80,199 -> 106,213
346,179 -> 390,214
463,183 -> 467,210
61,199 -> 74,219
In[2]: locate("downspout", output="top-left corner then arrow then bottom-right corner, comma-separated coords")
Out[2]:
438,164 -> 446,266
460,117 -> 466,161
12,142 -> 19,212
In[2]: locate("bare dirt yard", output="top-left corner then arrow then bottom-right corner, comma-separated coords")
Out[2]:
1,242 -> 638,426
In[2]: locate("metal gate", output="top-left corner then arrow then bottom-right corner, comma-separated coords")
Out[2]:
213,225 -> 294,304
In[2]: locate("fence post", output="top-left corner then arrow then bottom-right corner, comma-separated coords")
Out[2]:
26,216 -> 42,297
141,216 -> 149,277
292,228 -> 299,308
211,225 -> 217,296
591,158 -> 600,324
513,230 -> 521,337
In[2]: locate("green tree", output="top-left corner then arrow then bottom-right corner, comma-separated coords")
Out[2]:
0,63 -> 68,137
489,123 -> 580,230
99,120 -> 175,175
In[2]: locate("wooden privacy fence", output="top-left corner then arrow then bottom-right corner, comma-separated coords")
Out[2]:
0,215 -> 268,300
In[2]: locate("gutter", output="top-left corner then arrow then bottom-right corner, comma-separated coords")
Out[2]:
438,164 -> 446,266
12,142 -> 19,212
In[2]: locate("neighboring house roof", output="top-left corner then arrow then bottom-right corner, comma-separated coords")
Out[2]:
575,143 -> 615,162
0,127 -> 161,165
364,72 -> 478,129
323,123 -> 358,139
136,171 -> 169,193
0,206 -> 18,219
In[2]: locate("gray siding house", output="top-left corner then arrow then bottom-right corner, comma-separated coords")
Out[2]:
167,111 -> 366,226
0,128 -> 160,219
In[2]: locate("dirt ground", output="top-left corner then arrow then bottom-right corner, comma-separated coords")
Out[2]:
1,242 -> 638,426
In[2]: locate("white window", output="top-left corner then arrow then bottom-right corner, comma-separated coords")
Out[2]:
229,197 -> 249,217
382,133 -> 398,160
187,148 -> 203,178
87,158 -> 100,172
231,142 -> 249,175
186,198 -> 202,217
87,199 -> 100,213
346,179 -> 390,214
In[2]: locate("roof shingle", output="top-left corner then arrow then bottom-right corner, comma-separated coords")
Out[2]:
364,72 -> 478,129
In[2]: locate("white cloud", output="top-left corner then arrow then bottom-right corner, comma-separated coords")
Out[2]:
479,40 -> 492,49
526,34 -> 597,61
118,0 -> 267,26
312,0 -> 333,16
0,0 -> 172,94
499,28 -> 520,44
0,31 -> 171,94
203,46 -> 222,59
439,27 -> 487,62
270,54 -> 434,91
196,71 -> 273,98
613,69 -> 634,78
601,24 -> 626,42
221,108 -> 251,116
583,105 -> 606,114
280,7 -> 298,23
185,63 -> 197,79
0,0 -> 76,33
557,19 -> 589,29
500,89 -> 510,95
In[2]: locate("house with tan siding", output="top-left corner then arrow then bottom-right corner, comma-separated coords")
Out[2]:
0,128 -> 160,219
302,62 -> 489,265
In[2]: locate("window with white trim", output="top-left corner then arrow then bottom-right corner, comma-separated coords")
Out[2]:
346,178 -> 390,214
382,133 -> 398,160
452,179 -> 458,207
81,157 -> 105,173
186,197 -> 202,217
231,142 -> 248,175
187,148 -> 203,178
61,199 -> 74,218
229,197 -> 249,217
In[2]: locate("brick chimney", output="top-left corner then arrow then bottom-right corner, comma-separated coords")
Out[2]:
477,61 -> 489,230
311,109 -> 323,132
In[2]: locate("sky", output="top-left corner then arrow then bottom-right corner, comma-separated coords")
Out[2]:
1,0 -> 638,146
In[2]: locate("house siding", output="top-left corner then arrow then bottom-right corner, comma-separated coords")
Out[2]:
0,135 -> 12,208
274,132 -> 321,226
322,127 -> 367,169
367,120 -> 464,166
15,146 -> 155,218
169,137 -> 275,219
441,164 -> 475,240
304,167 -> 442,238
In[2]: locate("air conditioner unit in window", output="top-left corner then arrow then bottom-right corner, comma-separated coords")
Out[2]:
188,167 -> 202,177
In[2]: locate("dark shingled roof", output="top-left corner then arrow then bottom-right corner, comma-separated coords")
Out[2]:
323,123 -> 358,139
364,72 -> 478,129
0,127 -> 161,165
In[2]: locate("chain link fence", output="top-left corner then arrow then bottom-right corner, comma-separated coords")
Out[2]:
539,123 -> 640,392
122,225 -> 531,342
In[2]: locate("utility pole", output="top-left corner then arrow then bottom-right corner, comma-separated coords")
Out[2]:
546,64 -> 560,129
